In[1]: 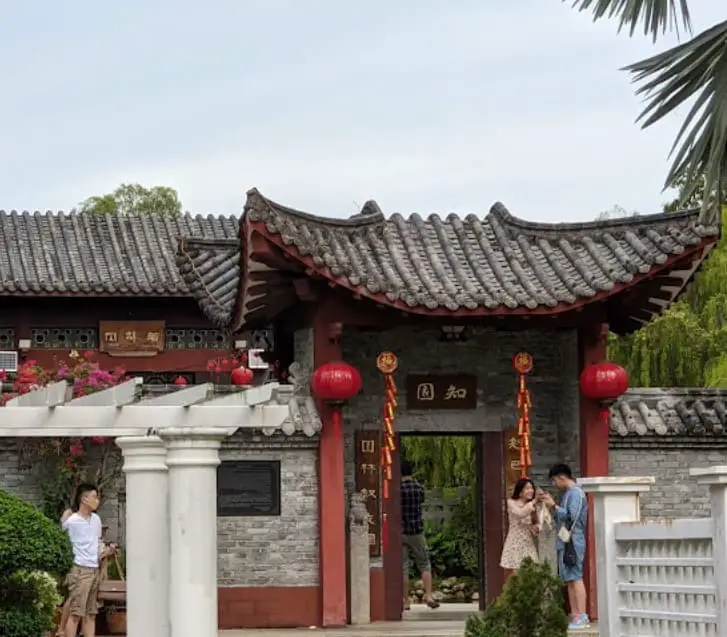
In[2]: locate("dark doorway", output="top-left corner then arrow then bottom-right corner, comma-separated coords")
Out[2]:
381,432 -> 505,620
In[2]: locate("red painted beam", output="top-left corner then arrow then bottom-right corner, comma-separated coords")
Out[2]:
578,323 -> 609,621
313,313 -> 347,627
18,348 -> 222,373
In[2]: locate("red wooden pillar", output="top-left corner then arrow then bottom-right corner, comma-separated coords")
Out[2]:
313,316 -> 347,627
480,431 -> 506,607
578,322 -> 608,621
383,434 -> 403,620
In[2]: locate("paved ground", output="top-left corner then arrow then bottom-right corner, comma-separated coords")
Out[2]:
218,603 -> 599,636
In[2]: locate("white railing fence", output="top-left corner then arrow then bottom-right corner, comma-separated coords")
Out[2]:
581,468 -> 727,637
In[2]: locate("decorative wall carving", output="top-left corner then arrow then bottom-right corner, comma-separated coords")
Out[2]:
0,329 -> 15,349
30,328 -> 97,349
165,328 -> 231,350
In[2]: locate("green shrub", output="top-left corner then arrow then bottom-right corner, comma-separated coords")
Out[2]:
0,606 -> 51,637
464,558 -> 568,637
0,490 -> 72,636
0,489 -> 73,577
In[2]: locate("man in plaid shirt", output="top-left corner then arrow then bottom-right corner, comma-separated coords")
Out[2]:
401,461 -> 439,610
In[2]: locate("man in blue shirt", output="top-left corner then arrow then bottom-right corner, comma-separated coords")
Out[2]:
539,463 -> 589,630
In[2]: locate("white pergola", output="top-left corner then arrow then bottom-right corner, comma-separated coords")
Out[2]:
0,378 -> 293,637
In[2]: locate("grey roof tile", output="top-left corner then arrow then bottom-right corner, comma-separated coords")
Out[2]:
611,388 -> 727,437
176,237 -> 240,328
0,210 -> 239,297
244,189 -> 718,313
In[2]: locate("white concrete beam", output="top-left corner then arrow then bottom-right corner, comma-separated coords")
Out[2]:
5,381 -> 69,407
67,377 -> 142,406
141,383 -> 213,406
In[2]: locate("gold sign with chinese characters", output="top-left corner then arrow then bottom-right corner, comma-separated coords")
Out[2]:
99,321 -> 166,357
405,374 -> 477,410
504,428 -> 523,497
354,430 -> 382,557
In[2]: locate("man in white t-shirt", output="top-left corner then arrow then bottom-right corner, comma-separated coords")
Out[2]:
61,483 -> 115,637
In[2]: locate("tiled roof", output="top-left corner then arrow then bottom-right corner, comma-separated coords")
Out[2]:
611,388 -> 727,437
245,189 -> 718,313
0,210 -> 239,296
176,188 -> 719,329
176,237 -> 241,329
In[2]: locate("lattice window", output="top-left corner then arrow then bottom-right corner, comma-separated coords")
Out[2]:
30,328 -> 98,349
128,372 -> 196,385
165,328 -> 231,350
0,328 -> 15,349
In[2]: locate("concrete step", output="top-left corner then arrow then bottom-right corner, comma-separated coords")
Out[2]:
219,620 -> 599,637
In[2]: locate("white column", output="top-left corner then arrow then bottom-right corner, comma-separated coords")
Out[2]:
579,476 -> 655,637
162,428 -> 228,637
690,465 -> 727,635
117,435 -> 170,637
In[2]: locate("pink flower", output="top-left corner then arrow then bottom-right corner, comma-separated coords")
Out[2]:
0,369 -> 6,381
91,436 -> 106,445
83,350 -> 95,359
69,443 -> 84,457
56,366 -> 70,379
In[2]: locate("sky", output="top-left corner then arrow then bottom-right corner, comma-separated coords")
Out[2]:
0,1 -> 723,223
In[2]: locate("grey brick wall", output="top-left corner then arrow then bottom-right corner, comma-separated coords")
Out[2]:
217,431 -> 319,587
610,442 -> 727,519
341,325 -> 581,489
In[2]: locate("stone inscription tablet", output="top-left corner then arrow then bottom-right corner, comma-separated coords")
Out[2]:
217,460 -> 281,517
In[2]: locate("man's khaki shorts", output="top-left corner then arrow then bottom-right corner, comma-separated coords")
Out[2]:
67,565 -> 100,617
403,533 -> 431,575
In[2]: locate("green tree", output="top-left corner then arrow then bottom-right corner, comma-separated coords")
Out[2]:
400,436 -> 475,488
80,183 -> 182,216
569,2 -> 727,219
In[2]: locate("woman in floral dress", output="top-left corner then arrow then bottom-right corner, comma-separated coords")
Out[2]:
499,478 -> 540,577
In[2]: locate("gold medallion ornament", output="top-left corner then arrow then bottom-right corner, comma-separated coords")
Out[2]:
512,352 -> 533,477
376,351 -> 399,375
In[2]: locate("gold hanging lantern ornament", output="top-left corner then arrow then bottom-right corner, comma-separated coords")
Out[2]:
512,352 -> 533,477
376,351 -> 399,501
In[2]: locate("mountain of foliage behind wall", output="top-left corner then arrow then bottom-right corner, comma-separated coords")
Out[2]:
608,202 -> 727,388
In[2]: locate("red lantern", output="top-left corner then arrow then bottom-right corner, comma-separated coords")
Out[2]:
579,362 -> 629,429
173,376 -> 188,386
311,361 -> 362,439
231,366 -> 254,386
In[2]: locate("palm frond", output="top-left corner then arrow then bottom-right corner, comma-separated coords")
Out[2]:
568,0 -> 691,41
623,21 -> 727,221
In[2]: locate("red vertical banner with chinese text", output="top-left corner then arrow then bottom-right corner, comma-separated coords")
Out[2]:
355,430 -> 382,557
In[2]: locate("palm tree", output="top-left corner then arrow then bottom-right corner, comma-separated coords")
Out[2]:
569,2 -> 727,224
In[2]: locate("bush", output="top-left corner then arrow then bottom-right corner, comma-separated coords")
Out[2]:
0,490 -> 73,577
0,490 -> 72,636
464,558 -> 568,637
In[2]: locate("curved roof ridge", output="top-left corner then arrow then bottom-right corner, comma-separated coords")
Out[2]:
246,188 -> 385,227
488,201 -> 708,232
0,209 -> 239,221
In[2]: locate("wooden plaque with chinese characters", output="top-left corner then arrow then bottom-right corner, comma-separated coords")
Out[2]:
354,430 -> 381,557
99,321 -> 166,357
405,374 -> 477,410
503,428 -> 522,497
